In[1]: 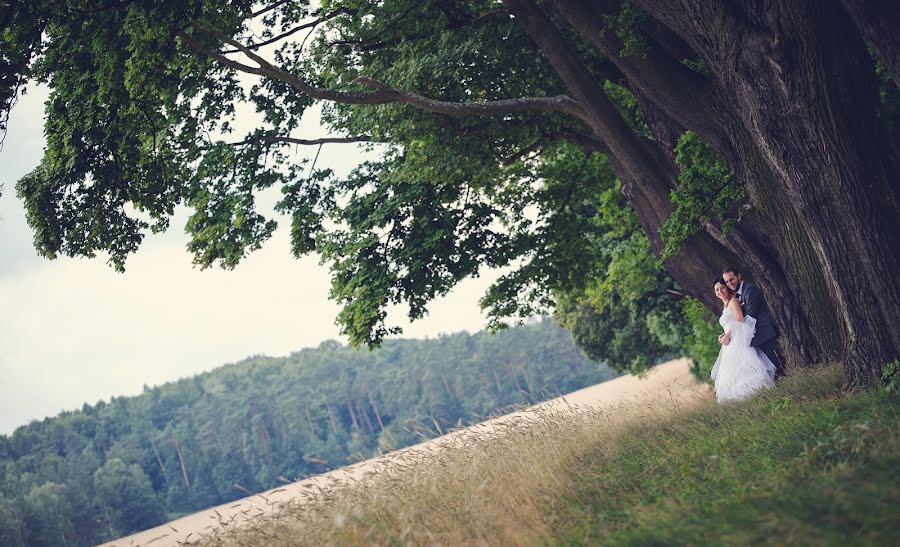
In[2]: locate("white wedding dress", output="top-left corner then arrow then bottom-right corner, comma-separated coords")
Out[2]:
710,307 -> 777,403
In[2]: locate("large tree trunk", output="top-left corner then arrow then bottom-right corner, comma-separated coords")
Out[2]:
512,0 -> 900,383
536,0 -> 837,370
539,0 -> 900,381
632,88 -> 831,369
505,0 -> 741,315
628,0 -> 900,385
514,0 -> 832,370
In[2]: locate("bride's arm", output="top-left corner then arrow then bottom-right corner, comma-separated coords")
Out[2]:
719,317 -> 732,345
718,330 -> 730,345
729,297 -> 744,322
719,299 -> 744,345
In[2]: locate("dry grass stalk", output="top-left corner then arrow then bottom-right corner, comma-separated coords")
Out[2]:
194,379 -> 709,546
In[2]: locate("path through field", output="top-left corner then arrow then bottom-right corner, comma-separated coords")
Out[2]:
103,357 -> 707,546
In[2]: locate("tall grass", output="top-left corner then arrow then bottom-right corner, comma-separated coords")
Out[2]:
197,364 -> 899,546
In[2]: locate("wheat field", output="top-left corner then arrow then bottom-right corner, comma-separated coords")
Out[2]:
105,358 -> 706,546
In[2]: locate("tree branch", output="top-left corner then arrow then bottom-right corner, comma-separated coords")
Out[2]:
232,135 -> 374,147
501,139 -> 546,166
502,0 -> 658,173
221,7 -> 351,53
665,288 -> 687,299
473,8 -> 511,24
326,0 -> 427,50
547,0 -> 724,145
178,32 -> 269,77
329,37 -> 402,52
500,129 -> 608,165
251,0 -> 292,18
182,27 -> 587,120
352,75 -> 587,119
556,128 -> 610,153
328,5 -> 510,50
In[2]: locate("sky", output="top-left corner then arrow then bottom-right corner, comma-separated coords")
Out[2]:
0,84 -> 500,435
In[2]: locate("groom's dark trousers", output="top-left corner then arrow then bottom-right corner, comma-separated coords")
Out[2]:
739,282 -> 786,379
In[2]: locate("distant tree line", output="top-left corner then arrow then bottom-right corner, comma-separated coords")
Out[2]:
0,320 -> 619,546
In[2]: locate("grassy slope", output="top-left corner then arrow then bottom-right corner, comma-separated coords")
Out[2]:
204,364 -> 899,546
562,365 -> 900,545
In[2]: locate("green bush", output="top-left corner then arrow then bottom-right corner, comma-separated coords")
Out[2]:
682,297 -> 722,380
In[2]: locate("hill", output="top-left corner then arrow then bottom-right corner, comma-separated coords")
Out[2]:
0,319 -> 619,546
106,358 -> 704,546
183,363 -> 898,546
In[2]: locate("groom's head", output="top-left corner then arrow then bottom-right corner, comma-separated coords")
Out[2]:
722,267 -> 742,291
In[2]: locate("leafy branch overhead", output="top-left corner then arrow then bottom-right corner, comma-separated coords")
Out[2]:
660,131 -> 746,261
5,0 -> 617,348
4,0 -> 900,384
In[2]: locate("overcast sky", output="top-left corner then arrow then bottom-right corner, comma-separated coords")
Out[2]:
0,85 -> 500,435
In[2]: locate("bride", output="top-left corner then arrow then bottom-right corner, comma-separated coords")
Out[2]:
710,277 -> 776,402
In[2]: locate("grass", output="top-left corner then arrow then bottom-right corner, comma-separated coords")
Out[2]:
198,364 -> 899,546
562,366 -> 900,545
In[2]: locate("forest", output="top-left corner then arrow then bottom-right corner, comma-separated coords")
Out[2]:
0,320 -> 620,546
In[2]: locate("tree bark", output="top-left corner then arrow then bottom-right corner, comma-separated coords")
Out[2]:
632,87 -> 831,368
842,0 -> 900,89
303,399 -> 316,436
542,0 -> 900,377
358,400 -> 375,435
171,435 -> 191,491
325,403 -> 339,434
505,0 -> 742,316
492,369 -> 503,393
368,394 -> 385,431
346,400 -> 360,431
630,0 -> 900,384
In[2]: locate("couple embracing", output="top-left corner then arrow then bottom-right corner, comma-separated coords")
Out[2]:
710,267 -> 786,403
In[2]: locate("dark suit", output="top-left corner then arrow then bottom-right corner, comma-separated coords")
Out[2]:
738,282 -> 785,378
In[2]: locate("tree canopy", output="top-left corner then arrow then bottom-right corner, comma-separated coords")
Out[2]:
3,0 -> 899,384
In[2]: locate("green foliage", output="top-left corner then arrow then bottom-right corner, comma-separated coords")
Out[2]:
0,496 -> 24,547
4,0 -> 712,363
0,0 -> 47,138
682,297 -> 722,380
883,360 -> 900,393
602,80 -> 651,137
552,181 -> 691,374
13,0 -> 257,271
93,458 -> 166,539
532,152 -> 700,375
602,1 -> 650,57
0,321 -> 616,545
4,0 -> 653,347
680,57 -> 711,76
318,147 -> 516,345
479,145 -> 621,330
21,482 -> 72,547
661,131 -> 745,259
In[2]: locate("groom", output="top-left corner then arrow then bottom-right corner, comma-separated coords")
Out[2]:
720,266 -> 786,379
